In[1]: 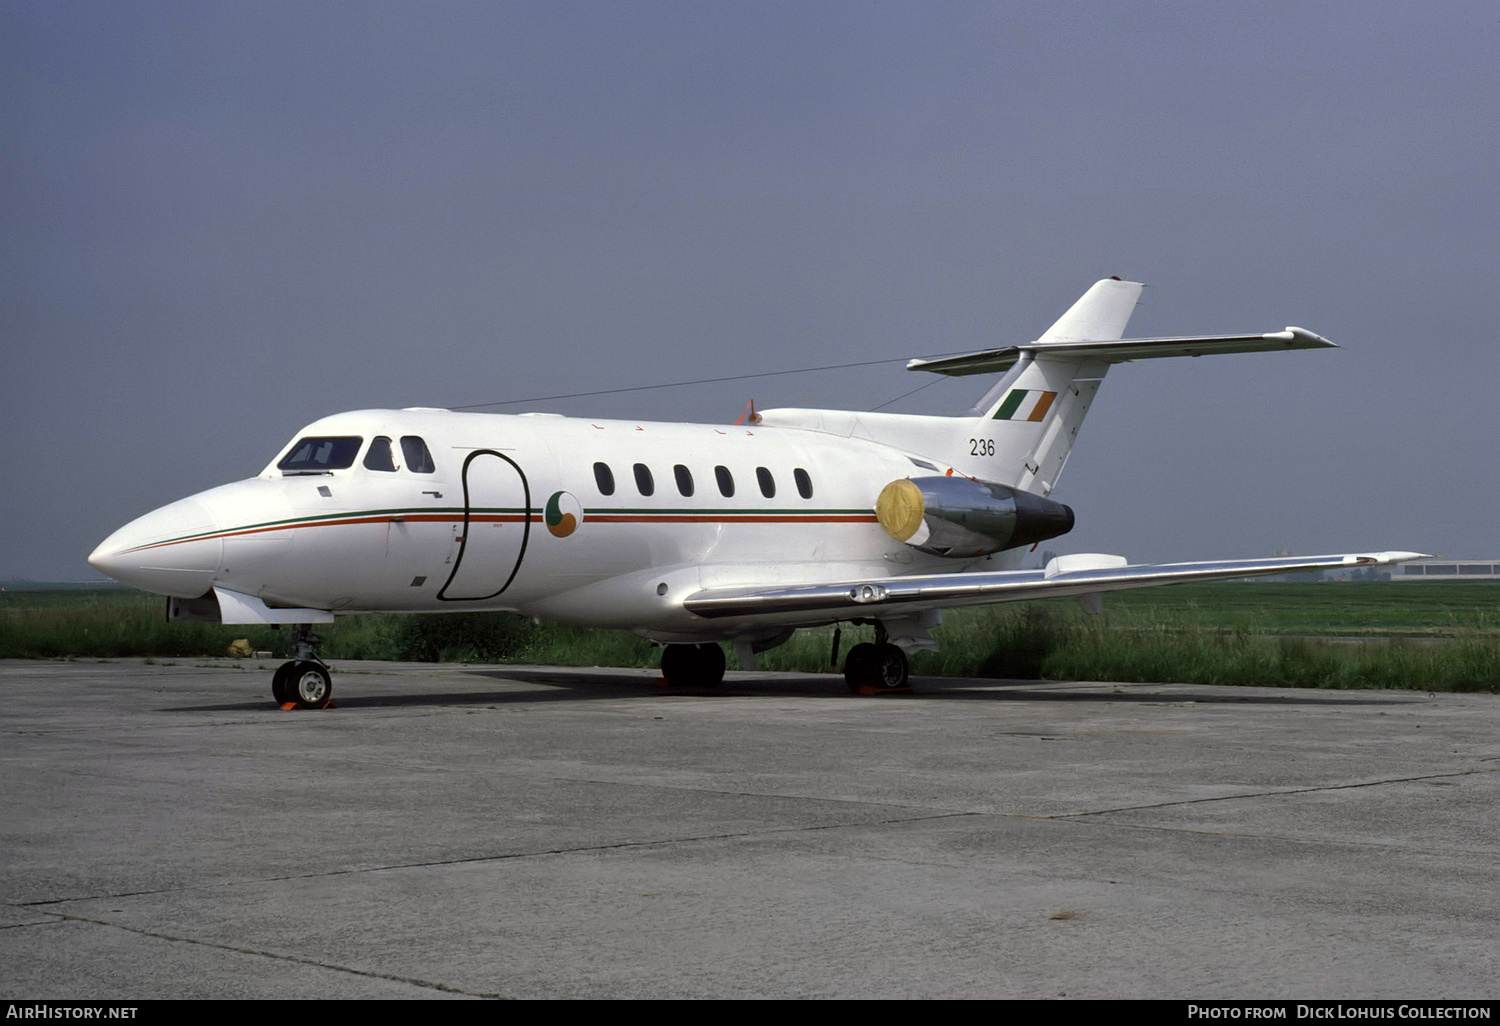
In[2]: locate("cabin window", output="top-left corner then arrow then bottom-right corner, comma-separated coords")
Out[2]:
401,436 -> 436,474
756,467 -> 776,498
278,437 -> 362,472
715,466 -> 735,497
593,462 -> 615,496
634,463 -> 655,496
363,437 -> 397,472
794,468 -> 813,499
674,464 -> 694,497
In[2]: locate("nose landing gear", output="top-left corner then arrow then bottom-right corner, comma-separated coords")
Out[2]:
271,626 -> 334,709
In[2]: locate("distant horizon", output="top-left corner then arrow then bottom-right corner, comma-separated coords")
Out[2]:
1,578 -> 132,589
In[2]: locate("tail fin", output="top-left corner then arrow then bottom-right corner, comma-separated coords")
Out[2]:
972,352 -> 1109,496
944,279 -> 1142,495
1033,277 -> 1144,343
906,278 -> 1334,496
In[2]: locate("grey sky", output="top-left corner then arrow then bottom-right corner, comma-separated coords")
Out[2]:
3,0 -> 1496,581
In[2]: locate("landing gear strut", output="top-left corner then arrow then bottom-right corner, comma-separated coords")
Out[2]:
659,643 -> 727,688
271,626 -> 334,709
842,622 -> 910,694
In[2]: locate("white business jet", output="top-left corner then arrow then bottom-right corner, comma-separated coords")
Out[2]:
89,278 -> 1420,707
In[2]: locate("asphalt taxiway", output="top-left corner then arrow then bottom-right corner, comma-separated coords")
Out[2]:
2,658 -> 1495,999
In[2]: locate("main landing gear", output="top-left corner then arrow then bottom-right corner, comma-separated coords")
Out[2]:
659,643 -> 727,688
271,626 -> 334,709
841,623 -> 911,694
655,627 -> 911,694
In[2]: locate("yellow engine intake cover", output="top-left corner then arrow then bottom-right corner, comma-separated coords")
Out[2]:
875,478 -> 926,542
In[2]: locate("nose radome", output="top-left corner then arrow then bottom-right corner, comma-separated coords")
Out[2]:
88,496 -> 224,598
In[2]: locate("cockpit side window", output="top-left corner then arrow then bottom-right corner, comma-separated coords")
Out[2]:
278,437 -> 363,473
363,436 -> 397,472
400,436 -> 436,474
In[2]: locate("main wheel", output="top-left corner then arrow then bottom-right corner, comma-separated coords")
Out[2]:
694,643 -> 726,686
660,644 -> 689,685
660,643 -> 727,687
288,660 -> 333,709
870,643 -> 909,690
843,643 -> 877,693
271,661 -> 297,704
844,642 -> 909,693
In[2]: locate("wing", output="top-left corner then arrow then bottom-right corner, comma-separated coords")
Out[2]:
683,551 -> 1426,622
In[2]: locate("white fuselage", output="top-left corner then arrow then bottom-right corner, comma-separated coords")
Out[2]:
90,406 -> 1014,642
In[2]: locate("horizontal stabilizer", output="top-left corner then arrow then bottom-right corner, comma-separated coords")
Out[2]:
909,328 -> 1336,377
684,551 -> 1426,621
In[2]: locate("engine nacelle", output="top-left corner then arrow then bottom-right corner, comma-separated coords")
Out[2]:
875,476 -> 1074,558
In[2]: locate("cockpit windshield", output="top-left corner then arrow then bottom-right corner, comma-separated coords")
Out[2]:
277,437 -> 363,473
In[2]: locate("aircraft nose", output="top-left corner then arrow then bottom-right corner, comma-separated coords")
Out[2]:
88,497 -> 224,598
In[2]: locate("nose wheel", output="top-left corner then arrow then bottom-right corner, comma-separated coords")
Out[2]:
272,627 -> 334,709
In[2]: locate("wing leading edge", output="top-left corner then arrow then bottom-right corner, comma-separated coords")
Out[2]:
683,551 -> 1427,622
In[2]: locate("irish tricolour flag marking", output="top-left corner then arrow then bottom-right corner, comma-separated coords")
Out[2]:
992,388 -> 1057,422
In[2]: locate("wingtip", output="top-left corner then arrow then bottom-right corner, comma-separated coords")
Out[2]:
1355,551 -> 1433,565
1283,326 -> 1339,348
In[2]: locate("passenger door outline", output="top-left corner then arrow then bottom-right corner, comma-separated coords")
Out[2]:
437,449 -> 531,601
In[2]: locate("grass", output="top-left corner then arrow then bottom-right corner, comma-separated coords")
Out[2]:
1076,581 -> 1500,636
0,588 -> 657,667
3,582 -> 1498,692
753,605 -> 1500,692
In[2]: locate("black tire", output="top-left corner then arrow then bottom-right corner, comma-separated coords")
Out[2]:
271,661 -> 296,704
871,643 -> 909,690
289,660 -> 332,709
660,644 -> 689,685
843,643 -> 878,693
844,642 -> 909,692
660,643 -> 727,687
695,643 -> 726,686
